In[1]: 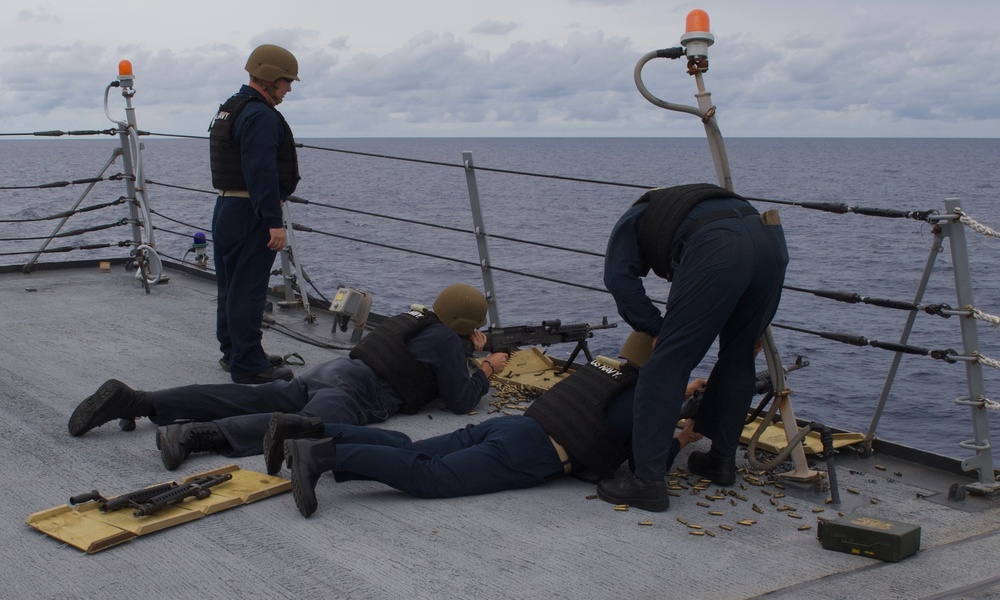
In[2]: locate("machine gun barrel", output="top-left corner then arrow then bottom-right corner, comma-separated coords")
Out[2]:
482,317 -> 617,353
132,474 -> 233,517
69,481 -> 177,512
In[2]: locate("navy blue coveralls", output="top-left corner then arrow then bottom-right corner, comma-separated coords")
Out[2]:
314,385 -> 684,499
212,85 -> 288,381
604,195 -> 788,482
146,323 -> 489,456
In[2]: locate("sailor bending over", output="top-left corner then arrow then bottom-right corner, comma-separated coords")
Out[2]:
599,183 -> 788,511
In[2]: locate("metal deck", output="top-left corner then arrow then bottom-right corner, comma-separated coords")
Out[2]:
4,262 -> 1000,599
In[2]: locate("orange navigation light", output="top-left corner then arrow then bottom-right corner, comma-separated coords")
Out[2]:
680,9 -> 714,59
117,59 -> 135,88
685,9 -> 710,34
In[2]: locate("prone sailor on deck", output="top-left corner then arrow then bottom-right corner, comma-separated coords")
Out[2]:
272,332 -> 705,517
67,284 -> 509,471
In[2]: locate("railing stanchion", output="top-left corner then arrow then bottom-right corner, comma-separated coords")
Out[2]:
462,151 -> 501,326
943,198 -> 997,490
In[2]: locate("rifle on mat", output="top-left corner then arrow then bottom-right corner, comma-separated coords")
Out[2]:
478,317 -> 617,374
70,473 -> 233,517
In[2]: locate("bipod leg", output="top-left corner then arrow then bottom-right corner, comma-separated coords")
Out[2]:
557,341 -> 590,375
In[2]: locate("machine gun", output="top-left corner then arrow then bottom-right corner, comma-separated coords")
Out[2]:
69,473 -> 232,517
70,481 -> 177,512
132,473 -> 232,517
481,317 -> 617,373
679,355 -> 810,421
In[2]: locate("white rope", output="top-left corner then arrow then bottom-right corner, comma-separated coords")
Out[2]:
971,308 -> 1000,327
959,211 -> 1000,239
978,353 -> 1000,371
983,397 -> 1000,411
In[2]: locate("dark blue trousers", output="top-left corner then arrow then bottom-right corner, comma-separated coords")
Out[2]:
632,210 -> 788,481
326,416 -> 566,498
212,196 -> 277,381
149,358 -> 403,456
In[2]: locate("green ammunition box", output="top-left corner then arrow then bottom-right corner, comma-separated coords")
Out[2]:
817,513 -> 920,562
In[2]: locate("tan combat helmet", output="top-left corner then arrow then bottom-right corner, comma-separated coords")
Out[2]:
432,284 -> 488,335
618,331 -> 654,367
245,44 -> 300,82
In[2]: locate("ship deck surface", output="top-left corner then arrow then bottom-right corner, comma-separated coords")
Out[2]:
3,262 -> 1000,600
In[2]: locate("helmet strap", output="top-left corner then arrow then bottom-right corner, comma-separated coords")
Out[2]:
249,76 -> 281,106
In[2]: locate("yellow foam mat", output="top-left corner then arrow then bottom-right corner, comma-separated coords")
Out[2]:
480,347 -> 575,395
26,465 -> 289,554
740,417 -> 865,455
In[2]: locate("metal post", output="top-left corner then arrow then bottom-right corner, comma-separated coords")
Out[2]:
759,328 -> 816,480
692,71 -> 733,192
23,149 -> 121,273
276,201 -> 315,323
865,229 -> 944,445
462,151 -> 501,326
117,96 -> 144,248
691,71 -> 809,479
942,198 -> 997,490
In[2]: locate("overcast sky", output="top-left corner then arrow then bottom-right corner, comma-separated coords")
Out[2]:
2,0 -> 999,138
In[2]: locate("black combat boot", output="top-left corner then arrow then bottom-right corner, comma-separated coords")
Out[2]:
219,353 -> 284,373
284,437 -> 339,518
687,448 -> 738,486
263,413 -> 325,475
68,379 -> 152,437
157,422 -> 231,471
596,462 -> 670,513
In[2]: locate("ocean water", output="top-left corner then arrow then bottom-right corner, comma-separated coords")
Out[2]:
1,135 -> 999,463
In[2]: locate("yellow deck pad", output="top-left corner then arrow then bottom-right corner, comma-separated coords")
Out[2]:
26,465 -> 289,554
740,417 -> 865,455
481,347 -> 575,395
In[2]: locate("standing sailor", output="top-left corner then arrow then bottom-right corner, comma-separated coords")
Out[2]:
597,183 -> 788,511
209,44 -> 301,384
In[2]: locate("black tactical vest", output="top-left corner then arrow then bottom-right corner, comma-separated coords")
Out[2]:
349,310 -> 441,414
525,359 -> 639,479
209,94 -> 301,195
633,183 -> 744,281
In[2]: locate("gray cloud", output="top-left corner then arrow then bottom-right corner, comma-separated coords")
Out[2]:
16,8 -> 60,24
470,20 -> 519,36
1,4 -> 998,138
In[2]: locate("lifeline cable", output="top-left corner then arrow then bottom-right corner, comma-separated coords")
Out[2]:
0,242 -> 114,257
287,195 -> 604,258
0,176 -> 109,191
0,219 -> 128,242
296,142 -> 656,190
292,222 -> 611,296
0,197 -> 127,223
782,284 -> 961,318
0,129 -> 117,137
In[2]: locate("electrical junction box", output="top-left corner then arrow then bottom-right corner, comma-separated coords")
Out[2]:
817,513 -> 920,562
331,287 -> 365,316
